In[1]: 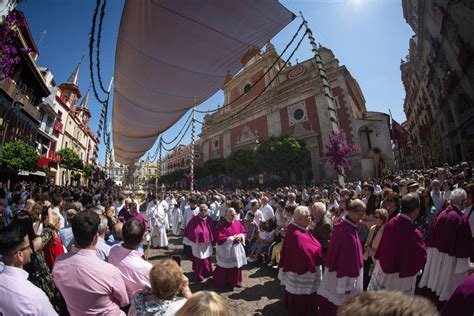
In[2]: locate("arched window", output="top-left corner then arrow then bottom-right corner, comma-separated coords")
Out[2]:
244,83 -> 252,94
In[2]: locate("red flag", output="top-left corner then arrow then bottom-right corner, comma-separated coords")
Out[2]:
392,119 -> 409,151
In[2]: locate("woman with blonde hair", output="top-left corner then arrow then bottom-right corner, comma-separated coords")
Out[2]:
128,259 -> 192,316
175,291 -> 229,316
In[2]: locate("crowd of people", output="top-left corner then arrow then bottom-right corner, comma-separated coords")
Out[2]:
0,161 -> 473,315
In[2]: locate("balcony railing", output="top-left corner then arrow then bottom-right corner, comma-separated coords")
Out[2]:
0,79 -> 41,122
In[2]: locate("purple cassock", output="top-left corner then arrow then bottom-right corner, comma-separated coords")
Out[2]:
317,217 -> 364,316
118,209 -> 147,232
278,223 -> 323,316
419,204 -> 472,306
368,213 -> 427,293
183,215 -> 215,281
441,273 -> 474,316
213,219 -> 247,288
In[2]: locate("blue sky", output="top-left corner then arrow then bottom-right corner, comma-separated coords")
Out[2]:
18,0 -> 413,163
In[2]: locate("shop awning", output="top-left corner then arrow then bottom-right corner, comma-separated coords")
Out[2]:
113,0 -> 295,164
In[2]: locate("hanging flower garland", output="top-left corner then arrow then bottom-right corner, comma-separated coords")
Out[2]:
0,10 -> 31,80
324,130 -> 359,177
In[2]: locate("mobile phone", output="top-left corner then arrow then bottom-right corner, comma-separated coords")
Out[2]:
171,255 -> 181,266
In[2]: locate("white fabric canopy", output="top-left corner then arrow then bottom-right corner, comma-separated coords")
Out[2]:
113,0 -> 295,164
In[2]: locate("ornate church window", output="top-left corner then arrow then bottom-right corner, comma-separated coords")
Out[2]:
244,83 -> 252,94
293,109 -> 304,121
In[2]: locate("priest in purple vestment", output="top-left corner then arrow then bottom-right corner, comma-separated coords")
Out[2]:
213,207 -> 247,288
368,193 -> 427,293
317,199 -> 365,316
183,204 -> 215,282
419,188 -> 472,308
441,272 -> 474,316
278,206 -> 323,316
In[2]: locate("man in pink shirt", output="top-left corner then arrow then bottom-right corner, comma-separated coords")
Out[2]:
53,211 -> 129,315
108,219 -> 153,300
0,224 -> 57,315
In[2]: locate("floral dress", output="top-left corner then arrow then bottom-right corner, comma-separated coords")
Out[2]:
128,290 -> 185,316
24,230 -> 69,315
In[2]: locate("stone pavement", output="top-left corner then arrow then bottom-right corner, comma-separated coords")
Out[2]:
146,235 -> 288,316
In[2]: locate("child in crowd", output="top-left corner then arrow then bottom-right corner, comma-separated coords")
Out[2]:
241,212 -> 258,254
248,221 -> 275,262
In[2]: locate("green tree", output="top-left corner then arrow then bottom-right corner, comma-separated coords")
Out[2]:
193,165 -> 207,179
57,148 -> 83,171
203,158 -> 226,177
83,163 -> 94,178
225,149 -> 256,180
71,172 -> 81,182
255,135 -> 309,179
147,176 -> 156,185
0,140 -> 39,172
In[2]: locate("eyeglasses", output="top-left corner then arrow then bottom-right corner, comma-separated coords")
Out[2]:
16,244 -> 31,254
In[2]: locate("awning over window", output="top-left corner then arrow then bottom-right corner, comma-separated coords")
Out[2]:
113,0 -> 294,164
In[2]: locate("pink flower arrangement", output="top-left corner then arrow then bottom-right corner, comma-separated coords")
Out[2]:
183,172 -> 194,185
0,10 -> 31,80
324,130 -> 359,176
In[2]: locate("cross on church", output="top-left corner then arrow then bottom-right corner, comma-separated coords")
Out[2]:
360,126 -> 374,149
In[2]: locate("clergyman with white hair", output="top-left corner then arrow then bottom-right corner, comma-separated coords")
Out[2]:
309,202 -> 333,258
418,188 -> 472,306
278,205 -> 323,316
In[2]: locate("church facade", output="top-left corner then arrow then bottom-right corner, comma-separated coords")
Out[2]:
199,43 -> 393,182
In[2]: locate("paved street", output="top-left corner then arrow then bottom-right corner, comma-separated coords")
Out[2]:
147,235 -> 287,316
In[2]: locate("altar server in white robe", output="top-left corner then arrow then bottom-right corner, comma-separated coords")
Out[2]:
147,194 -> 168,248
418,188 -> 472,308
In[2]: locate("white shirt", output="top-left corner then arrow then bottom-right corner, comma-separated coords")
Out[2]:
249,209 -> 265,226
181,205 -> 199,229
52,206 -> 65,229
260,204 -> 275,221
431,191 -> 444,212
96,237 -> 112,261
0,265 -> 58,315
209,201 -> 220,221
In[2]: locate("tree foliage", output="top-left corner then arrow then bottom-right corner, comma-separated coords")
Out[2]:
255,135 -> 309,175
57,148 -> 83,171
0,140 -> 39,172
225,149 -> 256,180
83,163 -> 94,178
70,172 -> 81,182
203,158 -> 226,177
159,135 -> 311,186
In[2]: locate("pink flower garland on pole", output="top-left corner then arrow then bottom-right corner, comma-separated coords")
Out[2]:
324,130 -> 359,179
0,10 -> 31,80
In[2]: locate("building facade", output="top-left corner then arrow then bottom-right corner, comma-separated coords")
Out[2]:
199,43 -> 394,182
401,0 -> 474,166
54,64 -> 97,185
161,141 -> 202,176
0,11 -> 49,152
